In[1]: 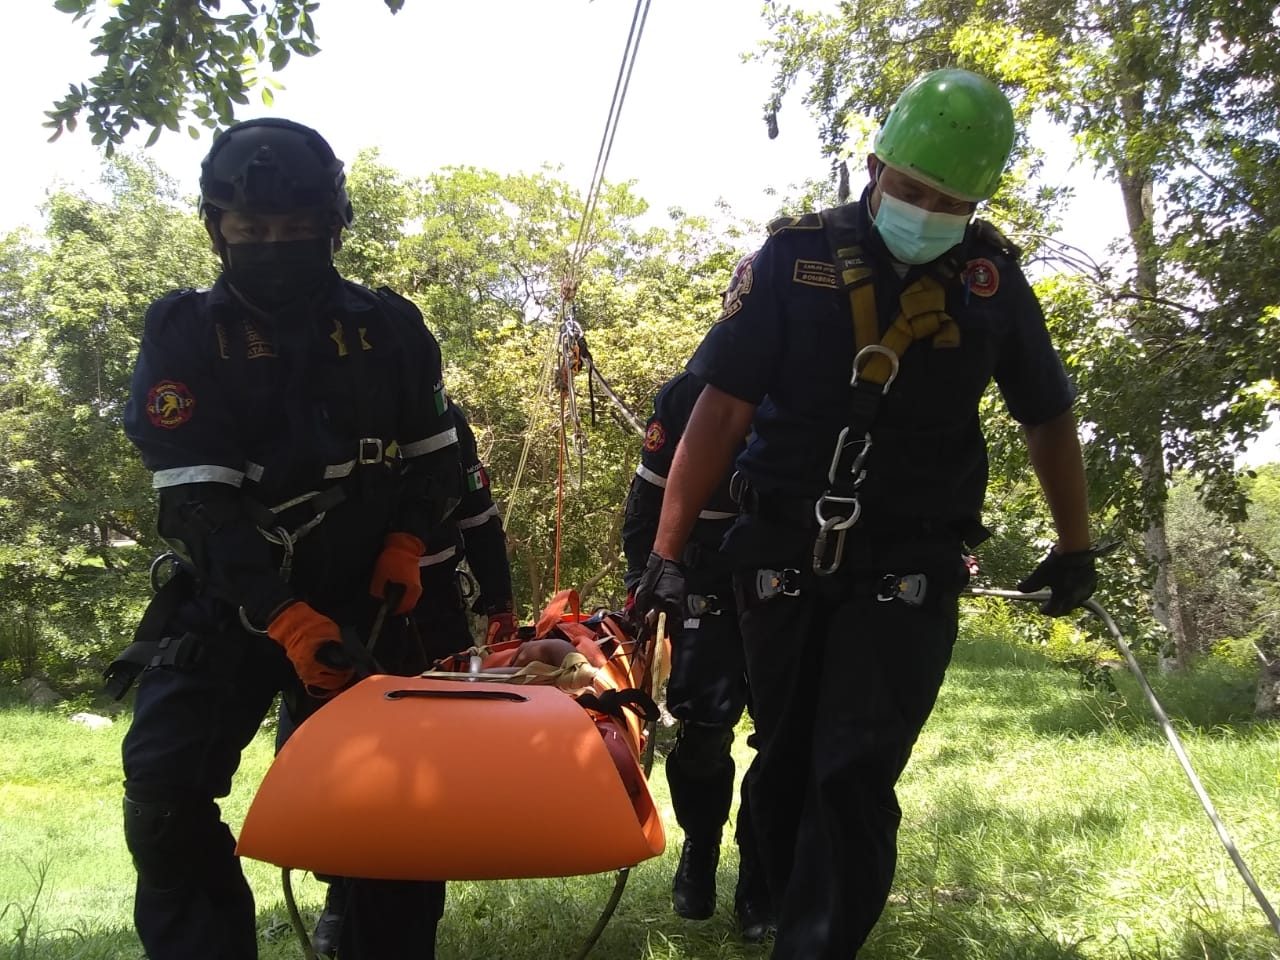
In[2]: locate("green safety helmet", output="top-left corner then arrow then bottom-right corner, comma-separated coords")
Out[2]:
873,68 -> 1015,202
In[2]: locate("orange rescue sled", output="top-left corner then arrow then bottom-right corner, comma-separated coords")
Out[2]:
237,591 -> 665,881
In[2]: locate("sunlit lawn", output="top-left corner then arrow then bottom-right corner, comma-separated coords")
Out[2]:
3,614 -> 1279,959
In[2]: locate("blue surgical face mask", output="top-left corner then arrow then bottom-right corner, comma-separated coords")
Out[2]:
872,191 -> 971,265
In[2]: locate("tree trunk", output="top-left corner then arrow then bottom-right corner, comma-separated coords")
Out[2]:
1256,658 -> 1280,718
579,554 -> 621,608
1117,75 -> 1194,668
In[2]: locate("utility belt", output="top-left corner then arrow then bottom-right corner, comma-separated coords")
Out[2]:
727,480 -> 973,615
735,564 -> 935,612
734,477 -> 972,544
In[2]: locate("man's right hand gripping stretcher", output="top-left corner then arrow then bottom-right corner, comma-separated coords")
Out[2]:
267,601 -> 356,698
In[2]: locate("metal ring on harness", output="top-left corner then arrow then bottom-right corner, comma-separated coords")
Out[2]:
850,343 -> 900,391
239,606 -> 269,636
149,552 -> 182,593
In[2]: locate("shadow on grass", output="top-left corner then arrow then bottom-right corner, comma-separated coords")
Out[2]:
945,635 -> 1266,743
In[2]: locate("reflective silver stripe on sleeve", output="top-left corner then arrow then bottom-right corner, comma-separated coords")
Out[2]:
635,463 -> 667,488
418,545 -> 458,568
323,459 -> 356,479
456,504 -> 499,530
245,461 -> 264,482
401,427 -> 459,458
152,465 -> 245,489
698,509 -> 737,520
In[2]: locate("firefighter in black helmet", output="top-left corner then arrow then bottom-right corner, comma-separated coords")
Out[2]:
111,117 -> 461,960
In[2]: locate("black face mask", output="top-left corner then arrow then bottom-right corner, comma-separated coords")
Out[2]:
221,238 -> 337,310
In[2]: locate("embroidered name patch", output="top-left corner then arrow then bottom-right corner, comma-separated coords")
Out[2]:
718,253 -> 756,321
964,258 -> 1000,297
244,320 -> 277,359
643,421 -> 666,452
792,259 -> 838,289
146,380 -> 196,429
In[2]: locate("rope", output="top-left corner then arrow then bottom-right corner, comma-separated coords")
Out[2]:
554,390 -> 568,596
970,588 -> 1280,939
502,326 -> 559,531
588,361 -> 646,437
282,868 -> 320,960
567,0 -> 654,286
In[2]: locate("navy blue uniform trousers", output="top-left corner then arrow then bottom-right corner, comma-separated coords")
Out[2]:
730,522 -> 967,958
123,628 -> 443,959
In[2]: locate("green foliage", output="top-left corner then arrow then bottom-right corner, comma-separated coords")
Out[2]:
0,156 -> 215,678
0,151 -> 748,666
755,0 -> 1280,669
1165,471 -> 1280,668
334,156 -> 746,614
46,0 -> 405,152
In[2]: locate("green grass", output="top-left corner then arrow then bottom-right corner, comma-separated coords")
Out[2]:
2,619 -> 1279,959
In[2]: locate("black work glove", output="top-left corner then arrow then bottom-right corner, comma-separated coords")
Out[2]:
635,550 -> 687,628
1017,544 -> 1109,616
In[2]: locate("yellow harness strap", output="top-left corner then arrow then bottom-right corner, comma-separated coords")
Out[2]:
834,243 -> 958,384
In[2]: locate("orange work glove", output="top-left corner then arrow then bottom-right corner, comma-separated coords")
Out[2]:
267,601 -> 355,698
369,532 -> 425,614
486,612 -> 518,644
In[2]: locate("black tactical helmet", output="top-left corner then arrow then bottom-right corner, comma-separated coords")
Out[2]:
199,118 -> 354,227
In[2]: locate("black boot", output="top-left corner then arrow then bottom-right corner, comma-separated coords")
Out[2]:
672,836 -> 719,920
312,879 -> 348,958
734,896 -> 776,945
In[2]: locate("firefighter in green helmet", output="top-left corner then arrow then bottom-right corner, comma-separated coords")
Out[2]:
636,68 -> 1102,956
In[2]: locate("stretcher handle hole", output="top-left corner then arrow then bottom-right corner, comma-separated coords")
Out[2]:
384,689 -> 530,702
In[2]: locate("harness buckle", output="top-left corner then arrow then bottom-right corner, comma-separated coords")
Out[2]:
686,593 -> 723,617
754,569 -> 801,602
879,573 -> 928,606
358,438 -> 384,464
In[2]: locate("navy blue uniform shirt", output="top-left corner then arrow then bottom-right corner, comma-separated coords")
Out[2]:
688,191 -> 1073,527
124,276 -> 458,620
419,405 -> 513,614
623,371 -> 742,588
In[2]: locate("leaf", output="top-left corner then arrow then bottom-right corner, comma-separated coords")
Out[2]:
52,0 -> 82,12
269,43 -> 290,71
261,86 -> 274,107
144,126 -> 162,148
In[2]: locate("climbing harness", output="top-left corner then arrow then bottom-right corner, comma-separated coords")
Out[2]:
811,210 -> 968,575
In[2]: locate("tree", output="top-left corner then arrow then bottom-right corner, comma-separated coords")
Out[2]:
337,160 -> 745,614
46,0 -> 405,152
0,147 -> 746,682
0,155 -> 216,677
755,0 -> 1280,666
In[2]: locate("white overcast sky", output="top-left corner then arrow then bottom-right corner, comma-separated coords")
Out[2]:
5,1 -> 1273,458
4,0 -> 1122,247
